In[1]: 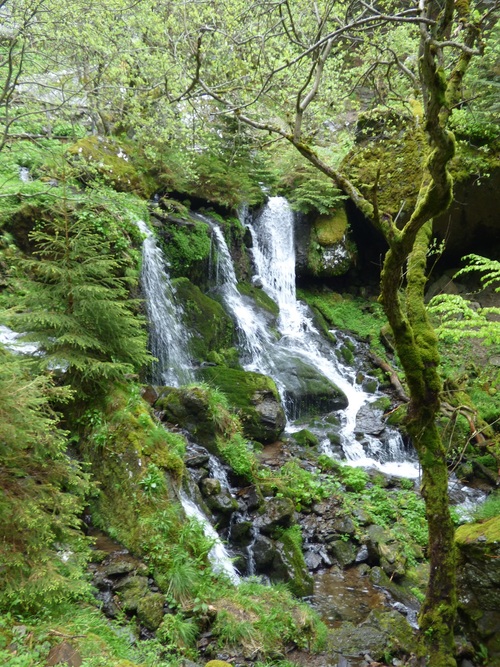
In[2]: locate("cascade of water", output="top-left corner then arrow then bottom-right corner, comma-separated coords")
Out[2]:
178,490 -> 240,585
208,455 -> 232,490
209,198 -> 418,476
137,220 -> 193,387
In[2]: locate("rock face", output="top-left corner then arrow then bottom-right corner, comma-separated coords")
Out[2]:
456,516 -> 500,665
433,168 -> 500,263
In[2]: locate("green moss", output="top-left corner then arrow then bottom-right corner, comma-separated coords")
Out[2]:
291,429 -> 320,447
455,516 -> 500,546
197,366 -> 285,443
237,281 -> 280,316
67,137 -> 154,197
275,526 -> 314,597
172,277 -> 235,361
313,208 -> 348,245
344,125 -> 427,223
161,218 -> 211,281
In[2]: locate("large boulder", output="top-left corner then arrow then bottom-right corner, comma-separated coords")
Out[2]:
456,516 -> 500,664
197,366 -> 286,443
295,206 -> 356,279
274,355 -> 348,419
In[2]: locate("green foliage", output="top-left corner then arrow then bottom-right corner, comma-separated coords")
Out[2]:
157,613 -> 199,653
282,164 -> 347,214
259,461 -> 339,510
210,581 -> 328,657
0,604 -> 176,666
4,200 -> 151,394
338,465 -> 369,492
472,491 -> 500,522
217,432 -> 257,481
0,352 -> 92,613
429,254 -> 500,346
299,290 -> 387,354
162,219 -> 211,278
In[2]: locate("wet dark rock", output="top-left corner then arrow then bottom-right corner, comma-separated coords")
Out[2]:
141,385 -> 159,405
328,609 -> 417,662
205,490 -> 239,515
275,355 -> 349,420
230,519 -> 253,545
190,466 -> 209,485
186,453 -> 211,467
236,485 -> 261,511
253,534 -> 276,569
272,539 -> 314,597
364,524 -> 391,565
92,553 -> 147,588
256,496 -> 295,534
456,517 -> 500,663
95,589 -> 120,618
201,478 -> 221,496
328,540 -> 358,568
354,404 -> 386,437
304,549 -> 324,570
355,545 -> 369,563
332,516 -> 356,536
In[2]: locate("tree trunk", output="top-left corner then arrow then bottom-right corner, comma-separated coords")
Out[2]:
380,224 -> 457,666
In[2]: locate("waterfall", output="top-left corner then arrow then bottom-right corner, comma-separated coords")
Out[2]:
210,198 -> 419,478
137,220 -> 193,387
178,490 -> 240,585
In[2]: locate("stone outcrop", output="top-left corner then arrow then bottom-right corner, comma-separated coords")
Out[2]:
456,516 -> 500,665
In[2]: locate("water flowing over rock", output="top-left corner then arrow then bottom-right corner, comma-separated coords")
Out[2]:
179,490 -> 240,585
137,219 -> 193,386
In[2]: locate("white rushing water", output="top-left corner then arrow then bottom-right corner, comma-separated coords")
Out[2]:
178,490 -> 240,584
137,220 -> 193,387
0,324 -> 39,355
210,198 -> 419,478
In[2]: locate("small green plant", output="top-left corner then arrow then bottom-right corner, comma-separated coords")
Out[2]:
157,613 -> 199,652
139,464 -> 166,497
472,491 -> 500,522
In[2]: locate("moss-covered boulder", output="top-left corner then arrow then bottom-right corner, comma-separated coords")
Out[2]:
274,355 -> 348,419
329,609 -> 418,662
456,517 -> 500,664
83,386 -> 186,555
137,593 -> 167,631
67,136 -> 153,197
172,277 -> 235,363
306,207 -> 356,278
272,528 -> 314,597
155,385 -> 221,450
197,367 -> 286,443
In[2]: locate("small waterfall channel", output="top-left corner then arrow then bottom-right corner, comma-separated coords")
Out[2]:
178,489 -> 240,585
137,220 -> 193,387
209,198 -> 419,478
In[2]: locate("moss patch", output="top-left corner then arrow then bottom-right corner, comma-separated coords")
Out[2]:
172,277 -> 235,362
67,137 -> 153,197
197,366 -> 286,443
313,208 -> 348,246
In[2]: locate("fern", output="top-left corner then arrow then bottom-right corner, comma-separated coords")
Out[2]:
455,254 -> 500,291
428,254 -> 500,345
4,205 -> 151,393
